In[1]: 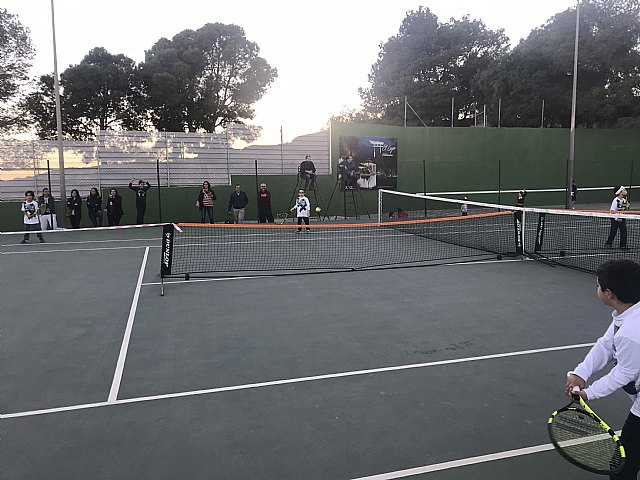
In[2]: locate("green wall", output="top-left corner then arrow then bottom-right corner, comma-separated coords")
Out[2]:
2,125 -> 639,231
330,122 -> 640,206
0,175 -> 380,232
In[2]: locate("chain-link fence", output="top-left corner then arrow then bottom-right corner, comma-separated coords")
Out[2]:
0,128 -> 330,201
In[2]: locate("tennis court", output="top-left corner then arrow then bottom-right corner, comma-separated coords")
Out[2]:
0,218 -> 635,479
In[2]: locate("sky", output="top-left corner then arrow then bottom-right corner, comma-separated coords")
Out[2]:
5,0 -> 579,144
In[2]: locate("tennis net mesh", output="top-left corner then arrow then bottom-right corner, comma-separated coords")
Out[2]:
161,194 -> 519,279
160,190 -> 640,279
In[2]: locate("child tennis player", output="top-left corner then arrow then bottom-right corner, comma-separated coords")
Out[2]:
566,260 -> 640,480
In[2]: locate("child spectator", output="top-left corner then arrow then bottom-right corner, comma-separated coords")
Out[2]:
21,190 -> 44,243
129,179 -> 151,224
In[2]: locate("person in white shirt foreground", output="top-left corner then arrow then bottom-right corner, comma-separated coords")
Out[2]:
567,260 -> 640,480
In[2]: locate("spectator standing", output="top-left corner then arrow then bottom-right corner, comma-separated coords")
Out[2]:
228,184 -> 249,223
196,181 -> 216,223
66,189 -> 82,229
86,187 -> 103,227
20,190 -> 44,243
38,187 -> 57,230
129,179 -> 151,224
105,188 -> 124,226
257,183 -> 274,223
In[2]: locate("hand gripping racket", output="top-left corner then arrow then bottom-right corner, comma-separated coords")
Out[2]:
548,388 -> 625,475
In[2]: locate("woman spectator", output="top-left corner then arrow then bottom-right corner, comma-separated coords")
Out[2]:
196,181 -> 216,223
66,189 -> 82,229
105,188 -> 124,226
86,187 -> 103,227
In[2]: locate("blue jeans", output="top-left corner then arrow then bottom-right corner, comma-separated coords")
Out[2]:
89,209 -> 103,227
200,206 -> 214,223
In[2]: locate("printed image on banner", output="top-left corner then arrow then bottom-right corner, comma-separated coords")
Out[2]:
338,136 -> 398,190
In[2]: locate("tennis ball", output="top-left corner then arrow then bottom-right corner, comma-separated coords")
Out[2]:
315,207 -> 322,212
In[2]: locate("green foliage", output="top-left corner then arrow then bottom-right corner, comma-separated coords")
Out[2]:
0,8 -> 34,131
22,47 -> 146,140
356,1 -> 640,129
140,22 -> 277,132
362,7 -> 509,126
474,0 -> 640,127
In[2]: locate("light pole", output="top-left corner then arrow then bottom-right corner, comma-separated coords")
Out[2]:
567,1 -> 580,209
50,0 -> 66,214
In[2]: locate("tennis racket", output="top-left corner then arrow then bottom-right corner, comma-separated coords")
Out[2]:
274,213 -> 289,224
548,390 -> 625,475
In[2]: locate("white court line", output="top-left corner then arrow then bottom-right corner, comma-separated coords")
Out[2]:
141,259 -> 527,287
1,342 -> 594,419
1,245 -> 159,255
350,429 -> 622,480
107,247 -> 149,403
351,444 -> 556,479
142,275 -> 273,286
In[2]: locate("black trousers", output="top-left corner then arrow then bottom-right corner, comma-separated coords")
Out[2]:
136,204 -> 146,224
23,223 -> 44,241
612,412 -> 640,480
107,214 -> 121,227
258,207 -> 274,223
297,217 -> 310,231
69,214 -> 81,229
606,219 -> 627,247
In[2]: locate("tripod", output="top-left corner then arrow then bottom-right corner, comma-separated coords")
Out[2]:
287,166 -> 324,221
324,169 -> 371,220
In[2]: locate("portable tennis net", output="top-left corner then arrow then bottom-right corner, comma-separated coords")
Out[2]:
160,194 -> 521,293
380,189 -> 640,274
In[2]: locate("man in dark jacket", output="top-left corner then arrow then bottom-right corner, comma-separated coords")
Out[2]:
299,155 -> 316,190
228,184 -> 249,223
129,179 -> 151,224
257,183 -> 274,223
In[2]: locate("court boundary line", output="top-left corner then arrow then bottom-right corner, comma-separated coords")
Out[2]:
107,247 -> 149,402
1,342 -> 593,419
142,258 -> 529,287
1,245 -> 159,255
350,427 -> 622,479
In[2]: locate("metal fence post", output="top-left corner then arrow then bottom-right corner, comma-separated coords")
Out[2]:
96,137 -> 102,191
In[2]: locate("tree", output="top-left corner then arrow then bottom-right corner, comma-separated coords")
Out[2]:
23,47 -> 146,139
140,22 -> 277,132
0,8 -> 34,132
360,7 -> 509,126
474,0 -> 640,127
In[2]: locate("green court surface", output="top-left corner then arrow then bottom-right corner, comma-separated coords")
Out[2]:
0,226 -> 633,479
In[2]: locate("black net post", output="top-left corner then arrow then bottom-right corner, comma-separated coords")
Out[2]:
497,157 -> 502,205
46,157 -> 54,229
423,159 -> 427,217
156,156 -> 163,223
629,158 -> 635,203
